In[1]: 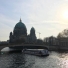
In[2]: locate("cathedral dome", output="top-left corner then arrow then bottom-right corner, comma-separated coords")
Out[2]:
13,19 -> 27,36
14,19 -> 26,29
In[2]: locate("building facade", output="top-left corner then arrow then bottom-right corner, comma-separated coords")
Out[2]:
9,19 -> 37,44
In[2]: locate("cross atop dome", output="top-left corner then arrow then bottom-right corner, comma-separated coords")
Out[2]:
20,18 -> 22,22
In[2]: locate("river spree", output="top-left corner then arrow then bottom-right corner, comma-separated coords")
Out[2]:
1,47 -> 68,68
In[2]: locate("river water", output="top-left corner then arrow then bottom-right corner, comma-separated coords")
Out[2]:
0,47 -> 68,68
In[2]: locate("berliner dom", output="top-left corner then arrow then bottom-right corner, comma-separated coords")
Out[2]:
9,19 -> 37,44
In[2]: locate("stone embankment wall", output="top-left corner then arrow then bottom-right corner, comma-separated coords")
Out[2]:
46,45 -> 68,51
46,45 -> 59,51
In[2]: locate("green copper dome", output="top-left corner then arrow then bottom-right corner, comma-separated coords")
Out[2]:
14,19 -> 26,29
13,19 -> 27,36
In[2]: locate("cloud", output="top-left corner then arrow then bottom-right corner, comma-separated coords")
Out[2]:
0,14 -> 16,27
0,14 -> 17,41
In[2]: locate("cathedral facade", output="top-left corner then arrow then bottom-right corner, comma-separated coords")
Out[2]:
9,19 -> 37,44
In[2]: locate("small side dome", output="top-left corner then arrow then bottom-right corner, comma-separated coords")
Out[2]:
30,27 -> 35,35
31,27 -> 35,31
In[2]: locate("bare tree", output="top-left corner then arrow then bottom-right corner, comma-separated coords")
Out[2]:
57,29 -> 68,38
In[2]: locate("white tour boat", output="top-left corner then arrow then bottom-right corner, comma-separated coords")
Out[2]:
22,49 -> 49,56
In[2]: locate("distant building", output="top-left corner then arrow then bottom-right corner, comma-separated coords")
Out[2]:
9,19 -> 37,44
58,37 -> 68,47
49,36 -> 58,45
44,36 -> 58,45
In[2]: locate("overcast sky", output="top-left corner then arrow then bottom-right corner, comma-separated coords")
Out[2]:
0,0 -> 68,41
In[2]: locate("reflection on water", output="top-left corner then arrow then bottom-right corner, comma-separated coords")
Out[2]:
1,47 -> 10,52
1,47 -> 68,68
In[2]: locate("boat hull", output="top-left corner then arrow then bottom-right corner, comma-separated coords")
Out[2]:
23,49 -> 49,56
